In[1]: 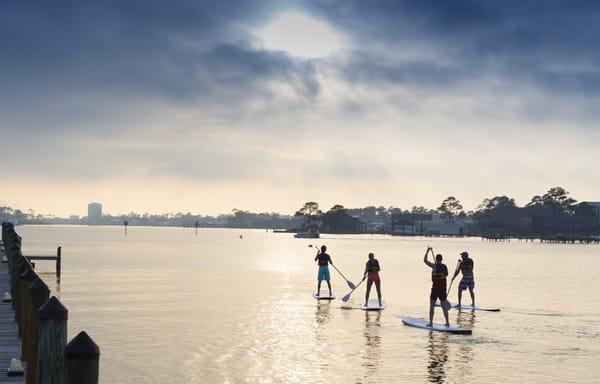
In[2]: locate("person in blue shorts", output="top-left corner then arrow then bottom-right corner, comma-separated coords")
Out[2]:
452,251 -> 475,307
315,245 -> 333,297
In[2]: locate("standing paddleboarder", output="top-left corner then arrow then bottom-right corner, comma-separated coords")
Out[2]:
452,251 -> 475,308
423,247 -> 450,327
363,252 -> 382,307
315,245 -> 333,297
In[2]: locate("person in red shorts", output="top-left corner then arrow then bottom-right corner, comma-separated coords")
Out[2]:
423,247 -> 450,327
363,252 -> 382,307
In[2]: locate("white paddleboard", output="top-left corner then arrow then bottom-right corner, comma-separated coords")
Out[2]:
313,291 -> 335,300
402,317 -> 472,334
361,299 -> 386,311
436,303 -> 501,312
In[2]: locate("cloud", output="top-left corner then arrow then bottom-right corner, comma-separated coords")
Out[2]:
1,0 -> 600,214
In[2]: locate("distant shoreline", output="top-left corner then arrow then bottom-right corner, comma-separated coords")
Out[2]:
17,223 -> 600,244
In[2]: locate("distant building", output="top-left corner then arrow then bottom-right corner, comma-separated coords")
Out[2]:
391,213 -> 471,235
577,202 -> 600,224
87,202 -> 102,224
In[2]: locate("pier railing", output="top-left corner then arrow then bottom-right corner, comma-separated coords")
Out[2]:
2,222 -> 100,384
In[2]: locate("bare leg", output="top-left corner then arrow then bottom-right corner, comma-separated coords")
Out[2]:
442,302 -> 450,326
375,280 -> 382,306
317,280 -> 322,296
327,280 -> 332,297
365,280 -> 373,306
458,289 -> 463,307
469,287 -> 475,306
428,299 -> 435,326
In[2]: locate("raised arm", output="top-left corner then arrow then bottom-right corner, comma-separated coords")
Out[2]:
423,247 -> 434,268
314,251 -> 320,262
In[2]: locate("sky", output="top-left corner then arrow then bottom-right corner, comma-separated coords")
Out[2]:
1,0 -> 600,216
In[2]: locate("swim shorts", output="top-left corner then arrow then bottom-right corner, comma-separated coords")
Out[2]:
318,266 -> 330,281
430,287 -> 447,302
459,275 -> 475,291
367,272 -> 380,283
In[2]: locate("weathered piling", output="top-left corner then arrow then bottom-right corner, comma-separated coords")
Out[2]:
56,246 -> 62,281
14,257 -> 30,323
10,253 -> 25,309
2,223 -> 100,382
25,277 -> 50,384
64,331 -> 100,384
38,296 -> 68,384
18,266 -> 37,340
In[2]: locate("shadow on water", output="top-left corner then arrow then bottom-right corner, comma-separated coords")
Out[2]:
427,332 -> 449,383
361,311 -> 382,381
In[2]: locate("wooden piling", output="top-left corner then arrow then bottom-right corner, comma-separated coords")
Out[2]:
64,331 -> 100,384
18,267 -> 37,340
38,296 -> 68,384
26,277 -> 50,383
14,257 -> 30,319
56,246 -> 62,282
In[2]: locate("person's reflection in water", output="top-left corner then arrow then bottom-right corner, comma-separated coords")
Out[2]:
361,311 -> 382,382
455,310 -> 475,380
427,332 -> 449,383
314,302 -> 332,346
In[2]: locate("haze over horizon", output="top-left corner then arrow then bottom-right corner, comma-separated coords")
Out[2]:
2,1 -> 599,217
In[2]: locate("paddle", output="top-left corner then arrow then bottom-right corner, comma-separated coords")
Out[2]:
341,277 -> 365,302
308,244 -> 356,289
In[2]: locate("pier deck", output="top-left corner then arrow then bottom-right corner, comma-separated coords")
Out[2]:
0,247 -> 25,383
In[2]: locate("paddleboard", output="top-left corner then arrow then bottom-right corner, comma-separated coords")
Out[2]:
435,303 -> 501,312
313,291 -> 335,300
402,317 -> 472,334
361,299 -> 386,311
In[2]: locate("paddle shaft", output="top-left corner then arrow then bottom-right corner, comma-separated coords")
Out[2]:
331,263 -> 352,284
447,260 -> 461,296
342,278 -> 365,301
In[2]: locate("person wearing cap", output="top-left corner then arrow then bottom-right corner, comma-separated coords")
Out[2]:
452,251 -> 475,307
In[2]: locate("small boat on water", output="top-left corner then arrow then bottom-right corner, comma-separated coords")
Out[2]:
294,231 -> 320,238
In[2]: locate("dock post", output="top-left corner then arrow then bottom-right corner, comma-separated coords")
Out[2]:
25,277 -> 50,383
38,296 -> 68,384
56,246 -> 62,282
14,257 -> 30,322
10,253 -> 24,310
18,267 -> 37,340
64,331 -> 100,384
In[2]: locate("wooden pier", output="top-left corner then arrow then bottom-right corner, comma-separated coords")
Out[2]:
0,246 -> 24,384
1,223 -> 100,384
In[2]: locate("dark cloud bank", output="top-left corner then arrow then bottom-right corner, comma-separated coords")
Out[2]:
1,0 -> 599,182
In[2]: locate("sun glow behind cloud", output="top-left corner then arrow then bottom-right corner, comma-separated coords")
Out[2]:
256,11 -> 343,58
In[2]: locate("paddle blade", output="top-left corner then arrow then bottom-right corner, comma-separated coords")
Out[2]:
341,293 -> 351,302
347,281 -> 356,290
443,300 -> 452,311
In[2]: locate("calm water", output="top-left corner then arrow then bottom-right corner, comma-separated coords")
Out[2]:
17,225 -> 600,383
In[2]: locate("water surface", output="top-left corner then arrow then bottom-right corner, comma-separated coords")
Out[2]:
19,225 -> 600,383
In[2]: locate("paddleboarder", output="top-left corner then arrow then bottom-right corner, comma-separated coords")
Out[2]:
452,251 -> 475,308
315,245 -> 333,297
423,247 -> 450,327
363,252 -> 382,307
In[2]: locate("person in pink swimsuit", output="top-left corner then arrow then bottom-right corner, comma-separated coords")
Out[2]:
363,253 -> 382,307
